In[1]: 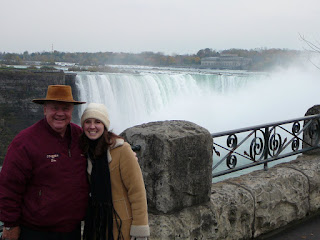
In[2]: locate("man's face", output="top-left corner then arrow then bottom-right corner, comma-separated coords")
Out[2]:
44,101 -> 74,137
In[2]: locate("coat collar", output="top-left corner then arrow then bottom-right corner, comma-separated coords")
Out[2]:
87,138 -> 124,175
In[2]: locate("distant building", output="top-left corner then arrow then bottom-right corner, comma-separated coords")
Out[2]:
25,61 -> 42,66
201,54 -> 252,70
55,62 -> 76,67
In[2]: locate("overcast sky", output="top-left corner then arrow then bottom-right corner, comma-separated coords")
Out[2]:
1,0 -> 319,55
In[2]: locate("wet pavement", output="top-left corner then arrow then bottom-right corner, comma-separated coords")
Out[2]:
262,214 -> 320,240
1,215 -> 320,239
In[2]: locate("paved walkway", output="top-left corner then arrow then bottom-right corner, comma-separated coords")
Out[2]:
263,214 -> 320,240
1,215 -> 320,239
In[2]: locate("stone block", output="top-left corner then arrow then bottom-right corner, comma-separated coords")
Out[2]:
279,155 -> 320,212
228,166 -> 309,238
210,182 -> 254,240
149,202 -> 218,240
121,120 -> 213,214
303,105 -> 320,153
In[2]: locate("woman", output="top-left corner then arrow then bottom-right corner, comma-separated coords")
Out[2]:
80,103 -> 150,240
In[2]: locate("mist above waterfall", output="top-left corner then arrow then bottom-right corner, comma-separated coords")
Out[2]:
75,66 -> 320,135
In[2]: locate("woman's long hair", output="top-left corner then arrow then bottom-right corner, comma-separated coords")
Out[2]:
80,128 -> 124,240
79,129 -> 123,159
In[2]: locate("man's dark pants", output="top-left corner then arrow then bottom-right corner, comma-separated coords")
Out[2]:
18,225 -> 81,240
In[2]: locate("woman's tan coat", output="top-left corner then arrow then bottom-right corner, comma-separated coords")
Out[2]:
87,139 -> 150,239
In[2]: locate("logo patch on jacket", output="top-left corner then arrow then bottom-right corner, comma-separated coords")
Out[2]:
46,154 -> 60,162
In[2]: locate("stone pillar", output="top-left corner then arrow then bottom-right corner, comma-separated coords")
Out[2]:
303,105 -> 320,153
121,120 -> 213,214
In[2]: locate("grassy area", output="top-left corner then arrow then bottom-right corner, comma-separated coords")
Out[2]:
68,65 -> 127,73
0,64 -> 59,72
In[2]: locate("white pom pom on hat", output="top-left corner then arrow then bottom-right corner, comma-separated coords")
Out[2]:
81,103 -> 110,129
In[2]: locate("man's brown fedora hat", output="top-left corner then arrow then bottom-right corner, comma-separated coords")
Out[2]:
32,85 -> 85,105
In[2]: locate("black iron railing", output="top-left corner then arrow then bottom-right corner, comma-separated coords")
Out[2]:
212,114 -> 320,179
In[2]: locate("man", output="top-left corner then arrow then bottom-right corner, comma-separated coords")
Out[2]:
0,85 -> 89,240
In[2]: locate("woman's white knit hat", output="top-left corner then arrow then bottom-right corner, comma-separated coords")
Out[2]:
81,103 -> 110,129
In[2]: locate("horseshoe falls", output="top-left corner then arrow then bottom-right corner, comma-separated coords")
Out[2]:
74,66 -> 320,135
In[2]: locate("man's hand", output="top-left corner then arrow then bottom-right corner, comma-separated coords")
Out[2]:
2,226 -> 20,240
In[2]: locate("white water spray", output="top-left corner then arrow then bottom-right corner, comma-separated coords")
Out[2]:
75,67 -> 320,135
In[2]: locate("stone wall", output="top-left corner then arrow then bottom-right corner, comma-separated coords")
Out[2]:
142,155 -> 320,240
0,70 -> 77,164
120,110 -> 320,240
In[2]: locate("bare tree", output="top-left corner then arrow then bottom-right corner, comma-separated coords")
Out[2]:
299,33 -> 320,69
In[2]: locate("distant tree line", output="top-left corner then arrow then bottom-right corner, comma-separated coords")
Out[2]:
0,48 -> 304,71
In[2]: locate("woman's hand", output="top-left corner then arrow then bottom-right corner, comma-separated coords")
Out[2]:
133,151 -> 138,161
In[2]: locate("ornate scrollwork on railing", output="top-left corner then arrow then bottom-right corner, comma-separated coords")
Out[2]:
227,134 -> 237,148
289,121 -> 301,152
226,155 -> 237,169
268,129 -> 283,157
225,134 -> 238,169
212,114 -> 320,178
249,134 -> 264,161
292,121 -> 300,135
291,137 -> 300,151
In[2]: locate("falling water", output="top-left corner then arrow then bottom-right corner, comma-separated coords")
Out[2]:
75,69 -> 257,133
75,66 -> 320,135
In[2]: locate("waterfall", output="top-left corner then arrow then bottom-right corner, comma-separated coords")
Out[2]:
75,66 -> 320,134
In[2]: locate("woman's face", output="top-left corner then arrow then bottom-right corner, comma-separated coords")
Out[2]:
83,118 -> 105,140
